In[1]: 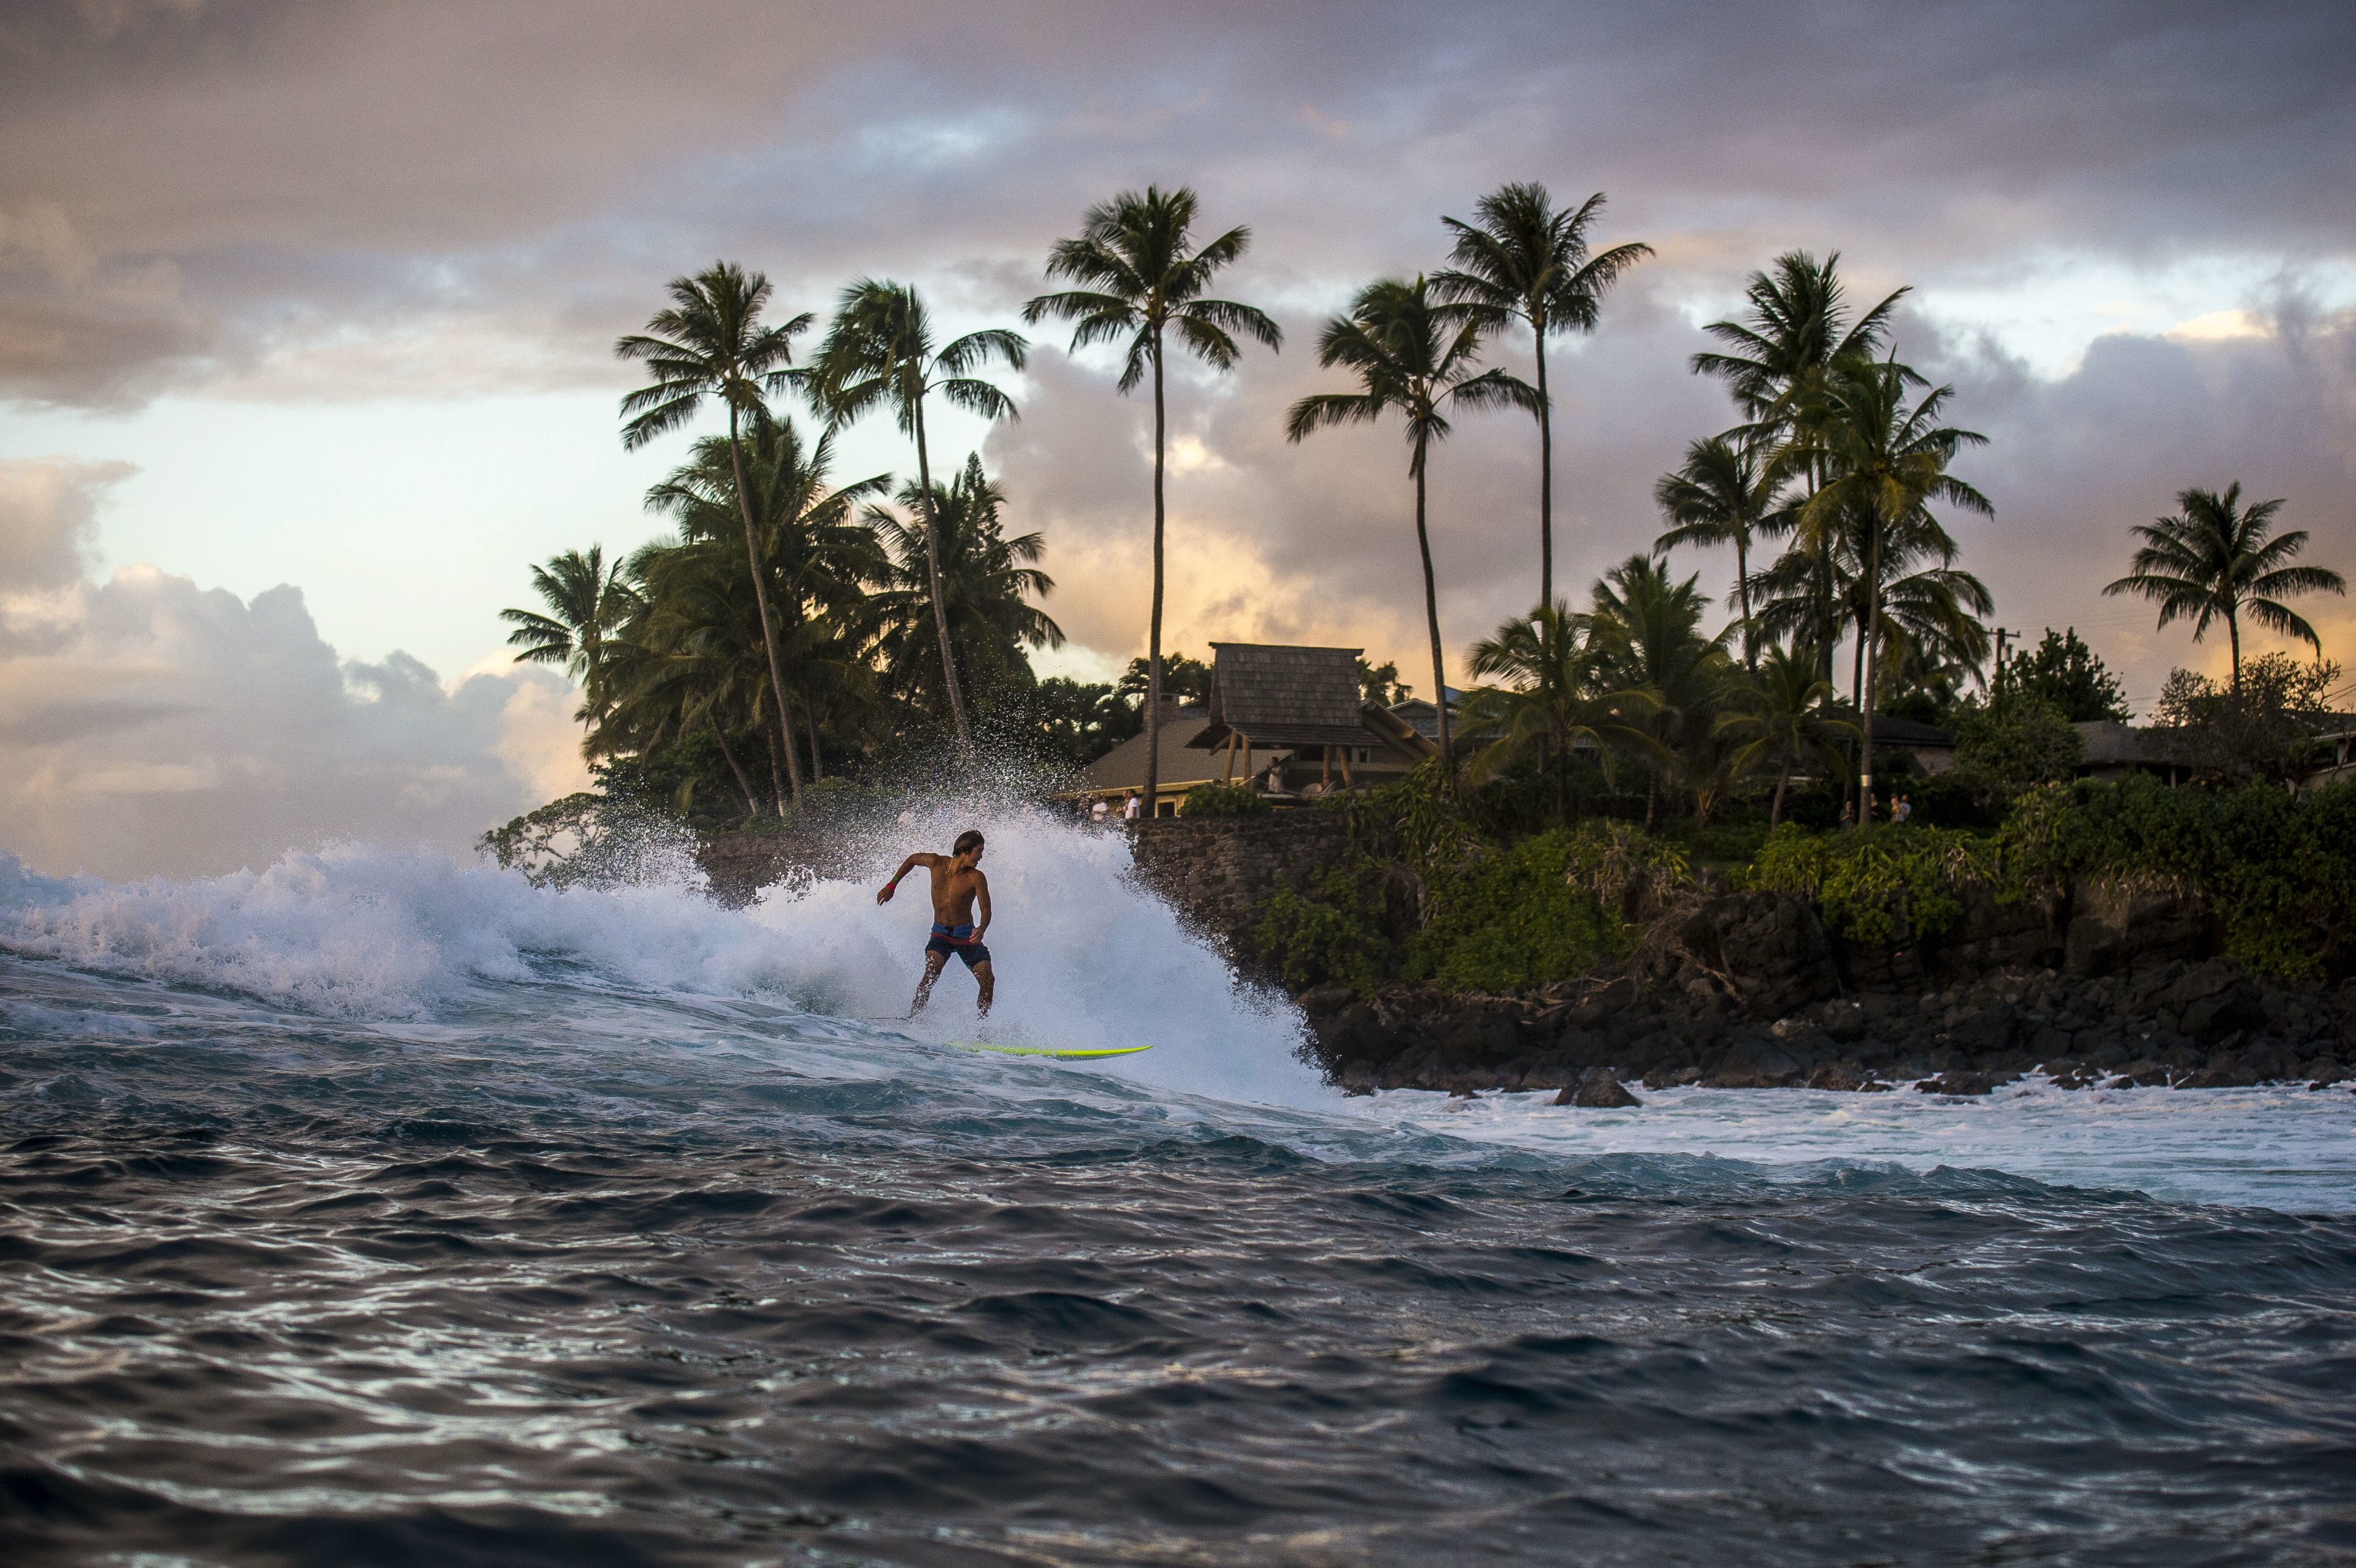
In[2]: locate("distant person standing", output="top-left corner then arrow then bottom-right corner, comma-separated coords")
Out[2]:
1894,794 -> 1913,824
1090,797 -> 1110,825
1123,791 -> 1141,823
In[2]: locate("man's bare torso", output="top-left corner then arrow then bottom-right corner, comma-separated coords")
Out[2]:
908,854 -> 986,928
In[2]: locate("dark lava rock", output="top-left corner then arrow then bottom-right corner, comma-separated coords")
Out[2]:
1555,1070 -> 1643,1109
1917,1070 -> 2007,1096
2156,959 -> 2268,1045
2109,1059 -> 2176,1088
1804,1062 -> 1888,1092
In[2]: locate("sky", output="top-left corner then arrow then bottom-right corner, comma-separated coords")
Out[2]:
1,0 -> 2352,876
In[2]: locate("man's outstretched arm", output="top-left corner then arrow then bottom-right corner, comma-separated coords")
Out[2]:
877,853 -> 934,904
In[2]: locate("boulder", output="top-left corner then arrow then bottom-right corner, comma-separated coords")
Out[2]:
1917,1070 -> 2007,1096
1556,1070 -> 1643,1109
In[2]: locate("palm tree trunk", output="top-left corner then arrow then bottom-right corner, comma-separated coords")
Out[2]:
2228,610 -> 2242,699
708,717 -> 760,818
801,693 -> 824,781
1737,534 -> 1754,671
763,713 -> 789,816
1855,522 -> 1883,829
1412,434 -> 1451,761
730,406 -> 799,811
1771,757 -> 1790,827
911,396 -> 974,755
1534,326 -> 1553,611
1140,330 -> 1166,822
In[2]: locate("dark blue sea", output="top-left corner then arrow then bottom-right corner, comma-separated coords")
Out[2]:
3,813 -> 2352,1565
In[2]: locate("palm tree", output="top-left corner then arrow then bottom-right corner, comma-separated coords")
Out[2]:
582,534 -> 783,816
1023,184 -> 1282,820
1719,645 -> 1855,826
643,412 -> 889,793
2105,483 -> 2346,695
866,454 -> 1064,718
810,280 -> 1027,755
1435,183 -> 1651,609
1457,601 -> 1656,819
1587,554 -> 1736,826
1793,358 -> 1990,819
501,545 -> 640,723
1285,277 -> 1538,758
1653,433 -> 1784,670
1691,251 -> 1909,681
615,262 -> 811,812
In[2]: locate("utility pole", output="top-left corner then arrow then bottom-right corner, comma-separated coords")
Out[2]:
1993,627 -> 2020,700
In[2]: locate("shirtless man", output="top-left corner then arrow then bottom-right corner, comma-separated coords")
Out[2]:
875,829 -> 993,1017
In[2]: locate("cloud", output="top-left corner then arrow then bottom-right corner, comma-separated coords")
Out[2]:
0,565 -> 588,879
0,456 -> 133,590
4,1 -> 2350,408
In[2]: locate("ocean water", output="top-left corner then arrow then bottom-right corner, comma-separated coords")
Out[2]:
2,808 -> 2352,1566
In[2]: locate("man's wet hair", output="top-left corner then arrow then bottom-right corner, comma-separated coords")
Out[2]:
953,830 -> 985,858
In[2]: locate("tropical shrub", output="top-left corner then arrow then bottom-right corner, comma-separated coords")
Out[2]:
1736,822 -> 1998,944
2001,776 -> 2356,978
1404,829 -> 1629,990
1180,781 -> 1270,818
1946,697 -> 2083,807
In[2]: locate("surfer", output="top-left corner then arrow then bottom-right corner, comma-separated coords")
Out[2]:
876,829 -> 993,1017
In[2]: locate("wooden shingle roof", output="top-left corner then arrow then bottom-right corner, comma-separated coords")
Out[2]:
1189,643 -> 1380,749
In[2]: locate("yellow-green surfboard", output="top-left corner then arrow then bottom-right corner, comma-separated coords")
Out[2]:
949,1042 -> 1154,1060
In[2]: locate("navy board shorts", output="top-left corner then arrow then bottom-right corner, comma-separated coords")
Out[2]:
926,922 -> 991,969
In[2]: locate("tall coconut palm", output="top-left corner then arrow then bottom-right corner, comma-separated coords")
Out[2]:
1691,251 -> 1909,682
1652,433 -> 1784,671
2104,482 -> 2345,695
810,280 -> 1026,756
1792,359 -> 1989,819
1435,183 -> 1652,609
643,412 -> 890,791
1285,277 -> 1538,758
615,261 -> 811,811
865,454 -> 1064,719
501,545 -> 640,724
1023,184 -> 1282,819
1457,601 -> 1657,820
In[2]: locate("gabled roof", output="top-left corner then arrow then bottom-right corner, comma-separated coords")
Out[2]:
2073,720 -> 2203,768
1190,642 -> 1380,749
1868,716 -> 1956,749
1070,701 -> 1281,794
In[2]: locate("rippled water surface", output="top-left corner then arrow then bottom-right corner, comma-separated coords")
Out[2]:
3,818 -> 2353,1565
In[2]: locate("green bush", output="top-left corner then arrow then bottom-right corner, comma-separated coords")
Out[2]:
1947,697 -> 2084,808
1255,869 -> 1399,988
1736,822 -> 1999,944
1180,781 -> 1270,818
2000,776 -> 2356,978
1404,828 -> 1628,990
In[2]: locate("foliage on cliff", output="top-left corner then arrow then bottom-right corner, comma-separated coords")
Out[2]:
1255,766 -> 1640,990
1735,822 -> 1998,944
2000,775 -> 2356,978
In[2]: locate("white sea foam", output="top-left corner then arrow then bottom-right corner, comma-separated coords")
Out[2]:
0,800 -> 1326,1109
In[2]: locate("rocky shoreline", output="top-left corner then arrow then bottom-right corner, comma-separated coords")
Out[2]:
1120,816 -> 2356,1100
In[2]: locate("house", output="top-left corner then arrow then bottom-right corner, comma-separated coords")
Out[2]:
1866,716 -> 1958,774
1187,642 -> 1436,804
1057,642 -> 1436,816
1057,697 -> 1222,818
2070,721 -> 2211,784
